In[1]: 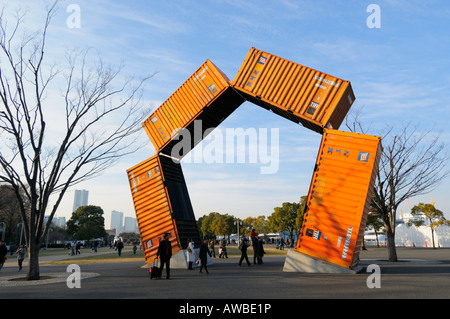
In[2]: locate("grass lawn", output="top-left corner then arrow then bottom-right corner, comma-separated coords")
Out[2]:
41,244 -> 288,265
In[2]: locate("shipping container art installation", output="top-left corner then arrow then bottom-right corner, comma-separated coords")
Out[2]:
127,47 -> 380,272
294,129 -> 382,270
232,47 -> 355,134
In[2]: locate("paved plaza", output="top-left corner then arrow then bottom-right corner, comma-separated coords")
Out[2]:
1,247 -> 449,303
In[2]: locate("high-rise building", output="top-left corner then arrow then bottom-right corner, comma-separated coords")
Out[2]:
72,189 -> 89,212
111,210 -> 124,236
123,217 -> 138,233
53,216 -> 67,229
43,216 -> 66,229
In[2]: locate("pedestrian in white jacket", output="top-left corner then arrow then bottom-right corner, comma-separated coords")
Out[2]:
187,239 -> 195,270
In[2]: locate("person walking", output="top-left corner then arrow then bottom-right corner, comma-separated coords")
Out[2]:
186,238 -> 195,270
219,239 -> 228,258
156,233 -> 172,279
251,235 -> 259,265
116,239 -> 124,256
16,244 -> 25,271
76,241 -> 82,255
238,235 -> 251,267
199,239 -> 211,274
0,241 -> 7,270
279,237 -> 285,250
93,240 -> 98,253
257,236 -> 265,264
209,239 -> 216,258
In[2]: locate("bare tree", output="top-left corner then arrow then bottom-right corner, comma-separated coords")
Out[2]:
346,109 -> 449,261
0,3 -> 152,279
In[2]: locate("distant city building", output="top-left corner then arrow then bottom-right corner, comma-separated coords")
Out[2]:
123,217 -> 138,233
53,216 -> 67,229
72,189 -> 89,212
110,210 -> 124,236
43,216 -> 66,229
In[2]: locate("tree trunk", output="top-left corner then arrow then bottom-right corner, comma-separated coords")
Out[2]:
375,229 -> 380,248
26,240 -> 41,280
386,226 -> 398,262
431,228 -> 436,249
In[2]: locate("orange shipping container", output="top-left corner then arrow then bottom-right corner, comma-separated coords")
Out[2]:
232,47 -> 355,134
295,129 -> 382,269
126,154 -> 200,264
143,60 -> 245,156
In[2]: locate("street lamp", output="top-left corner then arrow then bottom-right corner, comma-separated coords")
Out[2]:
234,220 -> 242,244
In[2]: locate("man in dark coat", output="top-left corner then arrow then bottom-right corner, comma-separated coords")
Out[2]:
257,236 -> 265,264
116,239 -> 124,256
251,235 -> 259,265
199,239 -> 211,274
156,233 -> 172,279
238,235 -> 251,267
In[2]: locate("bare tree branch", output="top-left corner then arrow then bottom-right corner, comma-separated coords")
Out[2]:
0,3 -> 153,279
345,108 -> 449,261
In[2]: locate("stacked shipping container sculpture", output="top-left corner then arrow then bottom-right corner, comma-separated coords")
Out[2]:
127,47 -> 381,272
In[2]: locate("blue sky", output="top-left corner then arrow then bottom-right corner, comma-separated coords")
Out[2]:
3,0 -> 450,226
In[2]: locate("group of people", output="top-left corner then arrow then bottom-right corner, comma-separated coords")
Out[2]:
238,229 -> 265,267
187,238 -> 211,274
154,234 -> 212,280
153,229 -> 266,280
69,241 -> 83,256
0,241 -> 26,272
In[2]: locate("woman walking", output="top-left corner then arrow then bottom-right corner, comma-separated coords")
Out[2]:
16,244 -> 25,271
199,239 -> 211,274
187,239 -> 195,270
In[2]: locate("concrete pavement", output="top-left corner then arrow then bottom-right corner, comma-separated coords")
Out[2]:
1,247 -> 449,300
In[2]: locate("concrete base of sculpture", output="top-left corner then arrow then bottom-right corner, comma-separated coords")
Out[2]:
283,249 -> 362,274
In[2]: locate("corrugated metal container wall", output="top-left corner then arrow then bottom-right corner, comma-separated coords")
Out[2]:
126,155 -> 181,264
142,59 -> 234,154
158,155 -> 201,247
232,47 -> 355,134
295,129 -> 382,269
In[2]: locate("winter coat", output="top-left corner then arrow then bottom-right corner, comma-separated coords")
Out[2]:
187,241 -> 195,262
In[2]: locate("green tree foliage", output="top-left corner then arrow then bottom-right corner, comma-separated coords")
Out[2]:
410,203 -> 449,248
211,214 -> 234,237
366,213 -> 385,247
196,197 -> 306,242
198,212 -> 235,239
198,212 -> 220,238
267,198 -> 305,244
242,215 -> 268,236
296,196 -> 307,230
66,205 -> 107,240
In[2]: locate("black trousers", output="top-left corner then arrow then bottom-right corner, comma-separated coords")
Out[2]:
199,257 -> 208,273
159,258 -> 170,278
239,250 -> 250,266
253,248 -> 259,264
